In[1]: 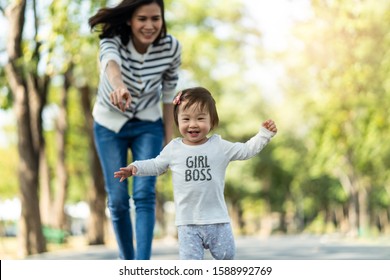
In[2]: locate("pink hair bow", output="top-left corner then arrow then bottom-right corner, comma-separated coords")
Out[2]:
173,92 -> 182,105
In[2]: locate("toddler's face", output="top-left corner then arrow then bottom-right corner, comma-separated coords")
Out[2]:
177,101 -> 211,145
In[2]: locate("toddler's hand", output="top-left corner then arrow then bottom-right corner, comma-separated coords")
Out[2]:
114,165 -> 137,182
262,119 -> 277,133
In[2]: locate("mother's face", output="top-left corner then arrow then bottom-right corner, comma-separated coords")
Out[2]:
127,2 -> 163,53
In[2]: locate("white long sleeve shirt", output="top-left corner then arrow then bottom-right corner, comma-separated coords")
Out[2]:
132,127 -> 275,226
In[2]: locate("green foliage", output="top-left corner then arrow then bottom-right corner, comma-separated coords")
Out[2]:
167,0 -> 255,93
0,146 -> 18,198
0,68 -> 12,109
279,0 -> 390,232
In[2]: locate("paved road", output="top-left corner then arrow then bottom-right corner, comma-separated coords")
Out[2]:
25,234 -> 390,260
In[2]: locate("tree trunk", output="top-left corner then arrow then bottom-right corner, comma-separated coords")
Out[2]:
334,205 -> 349,233
229,198 -> 246,235
80,86 -> 107,245
336,166 -> 359,237
236,202 -> 246,234
348,190 -> 359,237
52,71 -> 71,230
155,189 -> 167,237
357,186 -> 369,237
39,146 -> 52,226
378,209 -> 390,234
12,79 -> 46,255
5,0 -> 47,256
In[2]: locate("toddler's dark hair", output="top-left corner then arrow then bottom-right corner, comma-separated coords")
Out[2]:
173,87 -> 219,130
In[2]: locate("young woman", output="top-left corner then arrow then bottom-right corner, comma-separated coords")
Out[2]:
114,87 -> 277,259
88,0 -> 181,260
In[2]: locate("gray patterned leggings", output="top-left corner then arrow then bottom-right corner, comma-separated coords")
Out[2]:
177,223 -> 235,260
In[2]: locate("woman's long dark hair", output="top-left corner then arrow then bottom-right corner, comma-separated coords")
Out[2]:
88,0 -> 167,45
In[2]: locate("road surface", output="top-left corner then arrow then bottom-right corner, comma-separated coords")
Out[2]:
24,234 -> 390,260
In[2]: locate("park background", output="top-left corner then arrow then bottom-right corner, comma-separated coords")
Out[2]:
0,0 -> 389,258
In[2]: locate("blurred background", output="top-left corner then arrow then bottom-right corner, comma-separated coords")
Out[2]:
1,0 -> 389,258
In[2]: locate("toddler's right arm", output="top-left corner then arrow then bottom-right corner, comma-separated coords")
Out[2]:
114,164 -> 138,182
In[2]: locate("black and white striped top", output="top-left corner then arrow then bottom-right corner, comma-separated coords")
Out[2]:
93,34 -> 181,133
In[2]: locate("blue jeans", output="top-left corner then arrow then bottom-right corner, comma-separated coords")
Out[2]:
93,119 -> 164,260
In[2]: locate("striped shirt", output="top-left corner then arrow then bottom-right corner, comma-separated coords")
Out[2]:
93,34 -> 181,133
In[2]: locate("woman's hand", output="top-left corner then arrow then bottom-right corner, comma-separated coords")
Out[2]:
110,87 -> 131,112
106,60 -> 131,112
